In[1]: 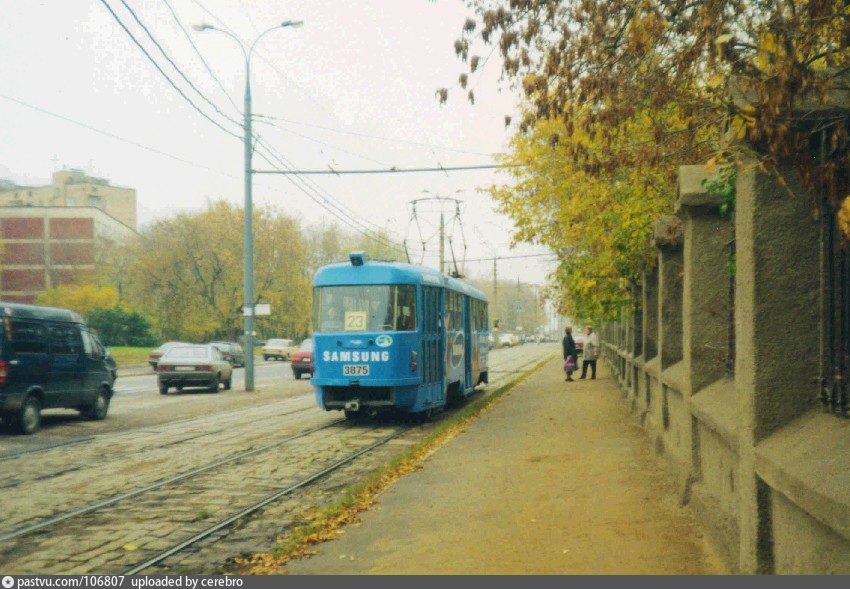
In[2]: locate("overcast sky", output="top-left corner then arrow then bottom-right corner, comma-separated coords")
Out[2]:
0,0 -> 556,284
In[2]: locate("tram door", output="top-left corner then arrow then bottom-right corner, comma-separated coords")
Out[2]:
463,296 -> 473,392
421,286 -> 444,403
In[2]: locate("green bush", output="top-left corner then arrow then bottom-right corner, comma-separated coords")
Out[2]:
87,307 -> 159,347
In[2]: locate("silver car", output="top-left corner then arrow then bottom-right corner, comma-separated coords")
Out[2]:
156,344 -> 233,395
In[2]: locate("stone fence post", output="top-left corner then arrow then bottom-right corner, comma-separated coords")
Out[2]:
676,166 -> 733,394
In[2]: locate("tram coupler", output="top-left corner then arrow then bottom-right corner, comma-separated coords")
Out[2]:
345,399 -> 360,412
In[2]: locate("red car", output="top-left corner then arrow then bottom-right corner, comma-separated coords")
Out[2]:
291,338 -> 314,379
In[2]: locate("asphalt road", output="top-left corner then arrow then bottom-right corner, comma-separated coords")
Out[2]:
0,359 -> 310,456
113,358 -> 300,397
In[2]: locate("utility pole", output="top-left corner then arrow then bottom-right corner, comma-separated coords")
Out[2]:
439,211 -> 445,274
242,58 -> 255,391
194,19 -> 303,392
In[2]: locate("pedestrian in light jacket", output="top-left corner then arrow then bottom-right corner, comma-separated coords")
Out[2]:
581,326 -> 600,380
562,326 -> 578,382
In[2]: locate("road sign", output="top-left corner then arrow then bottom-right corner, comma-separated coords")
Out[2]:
255,303 -> 271,316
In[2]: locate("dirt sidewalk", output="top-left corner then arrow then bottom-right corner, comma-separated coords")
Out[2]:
286,357 -> 724,574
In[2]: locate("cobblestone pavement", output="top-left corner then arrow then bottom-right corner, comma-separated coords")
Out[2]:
0,344 -> 555,574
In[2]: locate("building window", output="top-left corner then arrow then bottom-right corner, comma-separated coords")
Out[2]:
67,198 -> 76,206
88,194 -> 103,208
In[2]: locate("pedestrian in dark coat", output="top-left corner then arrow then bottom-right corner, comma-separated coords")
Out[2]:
562,326 -> 578,382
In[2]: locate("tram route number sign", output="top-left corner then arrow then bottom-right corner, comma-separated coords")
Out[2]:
344,311 -> 368,331
343,364 -> 370,376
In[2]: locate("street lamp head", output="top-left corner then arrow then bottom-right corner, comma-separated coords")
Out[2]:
192,23 -> 215,31
280,20 -> 304,28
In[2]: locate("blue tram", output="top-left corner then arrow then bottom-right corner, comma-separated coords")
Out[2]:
311,252 -> 489,417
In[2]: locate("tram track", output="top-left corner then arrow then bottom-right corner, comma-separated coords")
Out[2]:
123,427 -> 408,575
0,417 -> 345,542
0,421 -> 408,575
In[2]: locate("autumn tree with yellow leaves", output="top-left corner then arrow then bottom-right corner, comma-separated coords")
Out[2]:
443,0 -> 849,316
491,110 -> 714,319
123,201 -> 312,342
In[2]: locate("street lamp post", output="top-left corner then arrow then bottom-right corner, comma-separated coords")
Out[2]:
194,20 -> 302,391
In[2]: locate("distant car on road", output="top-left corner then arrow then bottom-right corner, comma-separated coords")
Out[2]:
149,342 -> 189,369
262,338 -> 296,361
156,344 -> 232,395
0,302 -> 115,434
290,338 -> 314,379
209,341 -> 245,367
498,333 -> 514,348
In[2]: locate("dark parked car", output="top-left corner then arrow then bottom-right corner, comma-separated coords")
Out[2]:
210,341 -> 245,367
156,344 -> 233,395
290,338 -> 314,379
0,302 -> 116,434
149,341 -> 189,369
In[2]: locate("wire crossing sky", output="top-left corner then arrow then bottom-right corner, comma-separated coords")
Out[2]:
0,0 -> 556,283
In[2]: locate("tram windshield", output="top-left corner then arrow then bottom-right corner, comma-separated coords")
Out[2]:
313,285 -> 416,332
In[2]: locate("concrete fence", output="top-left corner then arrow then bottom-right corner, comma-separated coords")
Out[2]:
600,162 -> 850,574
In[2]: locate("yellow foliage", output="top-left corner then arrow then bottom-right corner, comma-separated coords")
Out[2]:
492,107 -> 686,320
122,201 -> 312,342
36,285 -> 119,317
730,116 -> 749,140
838,195 -> 850,242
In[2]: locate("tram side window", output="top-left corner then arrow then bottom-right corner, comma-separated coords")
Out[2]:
478,301 -> 487,331
426,288 -> 435,335
478,301 -> 484,331
395,285 -> 416,331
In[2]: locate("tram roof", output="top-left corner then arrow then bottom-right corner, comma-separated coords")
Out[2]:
313,256 -> 487,301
